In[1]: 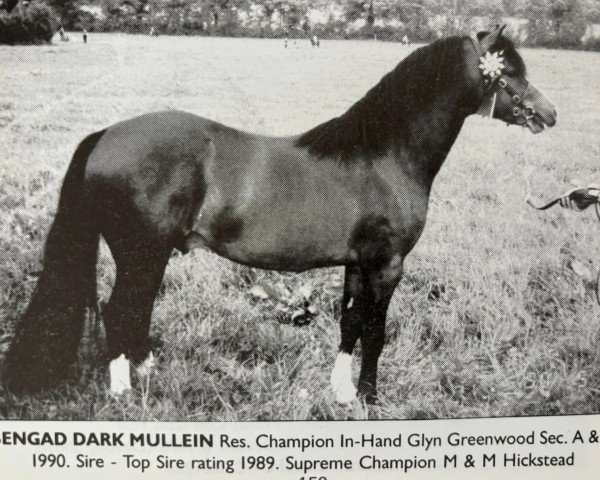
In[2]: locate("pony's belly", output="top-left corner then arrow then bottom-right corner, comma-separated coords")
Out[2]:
186,234 -> 354,271
219,234 -> 356,271
188,211 -> 356,271
218,247 -> 351,271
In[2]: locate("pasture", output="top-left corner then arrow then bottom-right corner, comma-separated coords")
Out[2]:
0,33 -> 599,421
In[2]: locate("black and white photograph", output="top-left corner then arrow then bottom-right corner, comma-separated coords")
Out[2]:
0,0 -> 599,432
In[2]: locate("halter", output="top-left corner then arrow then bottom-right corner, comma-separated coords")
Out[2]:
470,34 -> 536,122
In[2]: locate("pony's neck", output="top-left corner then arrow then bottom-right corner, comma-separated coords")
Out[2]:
296,36 -> 482,183
397,85 -> 476,186
390,38 -> 482,185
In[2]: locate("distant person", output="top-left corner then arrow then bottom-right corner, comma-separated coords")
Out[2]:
150,26 -> 156,37
311,35 -> 320,47
284,35 -> 288,48
402,35 -> 409,45
82,29 -> 87,44
59,26 -> 66,42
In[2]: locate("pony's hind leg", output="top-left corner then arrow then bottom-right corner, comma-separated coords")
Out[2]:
102,241 -> 171,394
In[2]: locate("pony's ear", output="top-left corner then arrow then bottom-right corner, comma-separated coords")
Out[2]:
479,24 -> 506,51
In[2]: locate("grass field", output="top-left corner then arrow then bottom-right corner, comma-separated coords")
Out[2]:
0,33 -> 599,421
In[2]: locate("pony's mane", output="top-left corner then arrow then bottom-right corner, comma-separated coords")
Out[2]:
296,36 -> 469,160
296,34 -> 525,161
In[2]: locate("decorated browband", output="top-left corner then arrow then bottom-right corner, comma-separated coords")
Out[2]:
479,50 -> 505,81
470,32 -> 506,84
471,32 -> 507,118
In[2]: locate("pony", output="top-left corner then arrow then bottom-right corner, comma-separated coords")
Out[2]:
3,26 -> 557,404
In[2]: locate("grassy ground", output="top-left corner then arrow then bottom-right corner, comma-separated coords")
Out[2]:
0,34 -> 599,421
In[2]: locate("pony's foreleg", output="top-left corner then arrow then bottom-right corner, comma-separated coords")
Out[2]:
357,256 -> 403,404
102,244 -> 171,395
331,256 -> 403,404
331,266 -> 363,404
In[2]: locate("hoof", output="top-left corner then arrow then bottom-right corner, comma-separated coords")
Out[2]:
110,382 -> 131,396
360,392 -> 378,405
332,381 -> 357,404
358,383 -> 378,405
135,352 -> 155,377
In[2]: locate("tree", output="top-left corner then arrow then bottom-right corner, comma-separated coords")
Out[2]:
526,0 -> 586,46
344,0 -> 368,22
549,0 -> 582,34
45,0 -> 80,27
0,1 -> 57,44
0,0 -> 20,13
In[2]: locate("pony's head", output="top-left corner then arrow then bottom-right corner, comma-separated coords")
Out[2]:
469,25 -> 557,133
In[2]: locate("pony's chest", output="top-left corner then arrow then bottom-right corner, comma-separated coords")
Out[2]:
367,166 -> 431,254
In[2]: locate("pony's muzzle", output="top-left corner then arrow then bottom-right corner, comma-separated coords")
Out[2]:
527,85 -> 557,128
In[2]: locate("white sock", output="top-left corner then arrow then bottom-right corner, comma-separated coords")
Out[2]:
330,352 -> 357,404
109,354 -> 131,395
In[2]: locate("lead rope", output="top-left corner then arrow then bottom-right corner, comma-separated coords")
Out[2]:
527,185 -> 600,305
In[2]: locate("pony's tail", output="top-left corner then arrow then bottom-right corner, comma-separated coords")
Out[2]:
3,129 -> 106,395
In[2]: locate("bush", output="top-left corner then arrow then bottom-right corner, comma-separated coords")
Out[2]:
99,14 -> 148,34
0,2 -> 58,45
526,20 -> 587,49
583,37 -> 600,51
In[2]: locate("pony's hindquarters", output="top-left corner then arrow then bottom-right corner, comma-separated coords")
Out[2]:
2,130 -> 105,395
80,112 -> 212,393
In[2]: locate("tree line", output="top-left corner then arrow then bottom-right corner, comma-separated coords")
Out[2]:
2,0 -> 600,49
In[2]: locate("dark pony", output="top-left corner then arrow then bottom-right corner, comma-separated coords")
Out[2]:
4,27 -> 556,403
